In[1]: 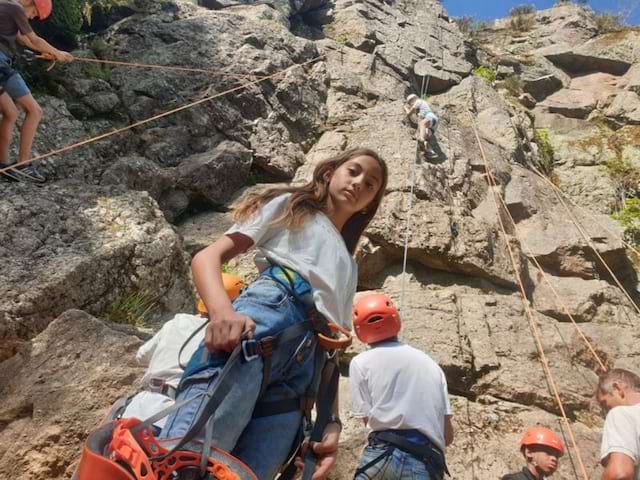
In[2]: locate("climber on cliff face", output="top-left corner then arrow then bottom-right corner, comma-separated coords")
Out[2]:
404,93 -> 439,159
502,427 -> 564,480
597,368 -> 640,480
0,0 -> 73,183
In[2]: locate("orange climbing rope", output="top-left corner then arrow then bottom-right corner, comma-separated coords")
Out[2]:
529,164 -> 640,260
471,116 -> 590,480
0,54 -> 325,177
463,135 -> 608,372
528,165 -> 640,317
38,53 -> 268,80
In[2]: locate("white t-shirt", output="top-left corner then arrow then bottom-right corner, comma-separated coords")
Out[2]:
601,403 -> 640,480
122,313 -> 206,426
226,193 -> 357,329
349,341 -> 452,451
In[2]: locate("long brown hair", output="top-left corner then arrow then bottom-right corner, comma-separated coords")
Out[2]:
232,148 -> 388,254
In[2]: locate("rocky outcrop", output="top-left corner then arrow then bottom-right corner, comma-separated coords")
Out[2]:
0,182 -> 191,361
0,311 -> 145,480
2,0 -> 640,479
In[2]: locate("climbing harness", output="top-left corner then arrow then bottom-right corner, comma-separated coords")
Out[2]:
75,263 -> 351,480
354,430 -> 449,480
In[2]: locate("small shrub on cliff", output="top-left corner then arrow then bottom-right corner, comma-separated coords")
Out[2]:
108,290 -> 158,327
592,12 -> 625,33
604,157 -> 640,205
503,75 -> 524,96
473,65 -> 497,84
612,198 -> 640,247
509,4 -> 536,32
533,129 -> 557,177
33,0 -> 124,49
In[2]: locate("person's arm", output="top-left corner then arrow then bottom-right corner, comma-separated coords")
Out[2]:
404,103 -> 417,115
444,415 -> 454,446
17,31 -> 73,62
602,453 -> 635,480
192,232 -> 255,352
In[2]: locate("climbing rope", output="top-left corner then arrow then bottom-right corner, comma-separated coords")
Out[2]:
471,116 -> 590,480
38,53 -> 267,80
530,160 -> 640,261
467,128 -> 608,372
0,54 -> 325,177
399,1 -> 447,314
398,54 -> 432,314
527,163 -> 640,317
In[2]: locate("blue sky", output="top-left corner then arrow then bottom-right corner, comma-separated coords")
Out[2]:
443,0 -> 640,25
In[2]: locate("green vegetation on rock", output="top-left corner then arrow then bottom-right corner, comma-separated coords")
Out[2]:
533,129 -> 557,179
473,65 -> 497,84
108,290 -> 158,327
612,198 -> 640,247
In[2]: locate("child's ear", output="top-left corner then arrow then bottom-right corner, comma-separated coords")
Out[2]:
323,169 -> 334,183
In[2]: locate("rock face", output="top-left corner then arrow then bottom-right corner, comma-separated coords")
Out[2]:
0,182 -> 192,361
1,1 -> 640,479
0,311 -> 145,480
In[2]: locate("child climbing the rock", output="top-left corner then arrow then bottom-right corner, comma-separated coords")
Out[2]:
0,0 -> 73,183
405,93 -> 438,159
501,427 -> 564,480
350,293 -> 454,480
161,148 -> 388,480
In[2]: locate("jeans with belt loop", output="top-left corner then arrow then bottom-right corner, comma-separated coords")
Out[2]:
160,274 -> 318,480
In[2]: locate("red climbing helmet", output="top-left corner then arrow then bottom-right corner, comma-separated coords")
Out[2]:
353,293 -> 400,344
33,0 -> 52,19
520,427 -> 565,456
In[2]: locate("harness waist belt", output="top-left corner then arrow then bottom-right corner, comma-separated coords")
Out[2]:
370,430 -> 449,478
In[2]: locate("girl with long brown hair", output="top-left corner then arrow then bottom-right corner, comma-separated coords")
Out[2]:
161,147 -> 388,479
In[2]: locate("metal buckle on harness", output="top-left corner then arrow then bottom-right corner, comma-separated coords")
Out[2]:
242,339 -> 261,362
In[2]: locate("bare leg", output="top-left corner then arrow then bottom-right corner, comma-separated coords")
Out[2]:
14,94 -> 42,164
0,92 -> 18,164
418,118 -> 428,143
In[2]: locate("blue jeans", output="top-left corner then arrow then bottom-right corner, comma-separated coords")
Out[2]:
161,276 -> 317,479
355,444 -> 434,480
0,52 -> 30,99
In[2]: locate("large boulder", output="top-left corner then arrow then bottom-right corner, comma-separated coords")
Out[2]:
542,30 -> 640,76
0,310 -> 145,479
0,182 -> 192,361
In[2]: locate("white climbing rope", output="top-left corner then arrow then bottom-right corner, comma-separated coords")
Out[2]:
398,10 -> 440,314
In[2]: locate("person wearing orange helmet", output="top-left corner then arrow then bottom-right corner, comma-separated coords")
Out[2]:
350,293 -> 454,479
0,0 -> 73,183
502,427 -> 564,480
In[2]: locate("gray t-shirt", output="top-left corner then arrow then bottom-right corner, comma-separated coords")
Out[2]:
0,0 -> 32,57
601,403 -> 640,480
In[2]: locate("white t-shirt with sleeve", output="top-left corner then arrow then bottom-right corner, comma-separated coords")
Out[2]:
122,313 -> 206,426
349,341 -> 452,451
600,403 -> 640,479
225,193 -> 357,329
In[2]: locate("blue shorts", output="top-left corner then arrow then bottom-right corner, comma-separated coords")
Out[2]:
0,52 -> 30,100
419,111 -> 438,130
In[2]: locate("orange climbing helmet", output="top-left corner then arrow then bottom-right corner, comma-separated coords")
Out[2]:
520,427 -> 565,456
353,293 -> 401,344
33,0 -> 52,19
196,272 -> 245,315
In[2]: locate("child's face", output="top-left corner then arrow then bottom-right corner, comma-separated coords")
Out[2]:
22,2 -> 38,19
526,446 -> 561,476
328,155 -> 383,216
